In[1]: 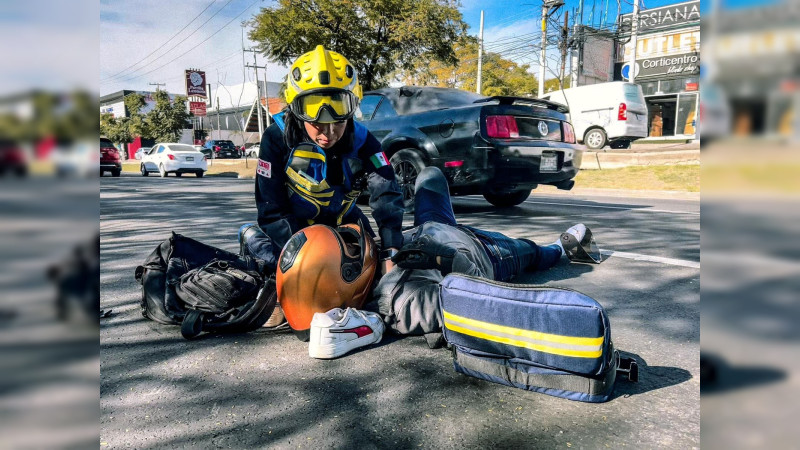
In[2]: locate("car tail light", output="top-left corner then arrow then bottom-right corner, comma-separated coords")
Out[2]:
618,103 -> 627,121
444,160 -> 464,168
214,145 -> 220,150
167,154 -> 175,160
486,115 -> 519,138
563,122 -> 576,144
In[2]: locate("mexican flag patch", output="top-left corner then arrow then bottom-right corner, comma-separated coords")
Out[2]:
369,152 -> 389,168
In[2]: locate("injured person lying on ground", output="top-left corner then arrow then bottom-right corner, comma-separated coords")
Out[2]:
363,166 -> 601,349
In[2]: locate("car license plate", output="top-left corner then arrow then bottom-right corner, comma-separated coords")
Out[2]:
540,154 -> 558,172
186,157 -> 194,161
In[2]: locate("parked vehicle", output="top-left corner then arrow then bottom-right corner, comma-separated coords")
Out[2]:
203,139 -> 239,159
541,81 -> 648,150
100,138 -> 122,176
245,144 -> 259,158
698,82 -> 731,144
135,146 -> 151,160
357,86 -> 582,208
0,140 -> 28,177
194,145 -> 214,159
140,143 -> 207,178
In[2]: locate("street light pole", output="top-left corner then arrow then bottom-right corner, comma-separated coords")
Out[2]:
477,10 -> 484,94
538,4 -> 548,97
628,0 -> 640,83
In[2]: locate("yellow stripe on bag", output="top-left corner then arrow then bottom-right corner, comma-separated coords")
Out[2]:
443,310 -> 603,358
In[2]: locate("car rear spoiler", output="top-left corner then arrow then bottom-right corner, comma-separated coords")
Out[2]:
474,96 -> 569,114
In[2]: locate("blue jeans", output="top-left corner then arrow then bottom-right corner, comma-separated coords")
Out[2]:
413,167 -> 561,281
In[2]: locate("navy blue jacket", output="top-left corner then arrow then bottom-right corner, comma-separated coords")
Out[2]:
254,119 -> 404,267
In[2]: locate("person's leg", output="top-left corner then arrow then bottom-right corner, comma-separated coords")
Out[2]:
413,167 -> 457,227
466,228 -> 563,282
238,223 -> 280,266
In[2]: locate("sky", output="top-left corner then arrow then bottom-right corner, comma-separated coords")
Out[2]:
91,0 -> 769,97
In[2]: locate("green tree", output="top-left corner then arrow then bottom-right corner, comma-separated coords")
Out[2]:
248,0 -> 468,91
123,92 -> 148,138
100,113 -> 132,145
399,38 -> 539,97
144,90 -> 191,142
544,77 -> 571,94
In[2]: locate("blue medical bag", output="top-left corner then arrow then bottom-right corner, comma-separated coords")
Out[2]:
439,274 -> 637,403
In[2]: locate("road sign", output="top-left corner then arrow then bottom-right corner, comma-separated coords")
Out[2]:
189,101 -> 207,116
621,62 -> 640,81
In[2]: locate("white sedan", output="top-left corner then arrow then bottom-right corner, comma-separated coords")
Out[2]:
140,143 -> 208,178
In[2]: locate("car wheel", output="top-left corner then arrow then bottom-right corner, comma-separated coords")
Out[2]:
175,172 -> 182,177
159,164 -> 167,177
610,140 -> 631,150
584,128 -> 607,150
390,149 -> 426,213
483,190 -> 531,208
140,163 -> 148,176
112,169 -> 121,177
196,171 -> 204,178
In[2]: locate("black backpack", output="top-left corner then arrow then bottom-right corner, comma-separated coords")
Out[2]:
134,232 -> 277,339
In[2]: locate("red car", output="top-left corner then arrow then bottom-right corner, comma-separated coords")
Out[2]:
0,140 -> 28,176
100,138 -> 122,177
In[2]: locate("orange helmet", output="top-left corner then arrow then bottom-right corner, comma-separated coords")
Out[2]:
276,221 -> 377,341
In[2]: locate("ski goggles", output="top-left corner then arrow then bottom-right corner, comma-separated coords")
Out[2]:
290,88 -> 359,123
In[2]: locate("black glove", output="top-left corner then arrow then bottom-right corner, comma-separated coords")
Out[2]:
391,235 -> 457,274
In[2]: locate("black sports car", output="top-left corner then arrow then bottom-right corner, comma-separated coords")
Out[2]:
357,86 -> 582,207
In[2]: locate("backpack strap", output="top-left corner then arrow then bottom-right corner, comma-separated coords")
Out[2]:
181,309 -> 205,339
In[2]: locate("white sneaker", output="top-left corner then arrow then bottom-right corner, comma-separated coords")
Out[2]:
308,307 -> 385,359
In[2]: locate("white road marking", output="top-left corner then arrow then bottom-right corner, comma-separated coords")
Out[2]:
600,249 -> 700,269
525,200 -> 700,215
457,197 -> 700,215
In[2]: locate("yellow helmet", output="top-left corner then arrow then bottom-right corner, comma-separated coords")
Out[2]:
284,45 -> 363,123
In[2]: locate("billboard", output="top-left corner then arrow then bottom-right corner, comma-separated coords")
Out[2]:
185,70 -> 207,98
620,0 -> 700,33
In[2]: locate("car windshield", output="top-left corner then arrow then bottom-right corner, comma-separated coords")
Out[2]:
216,141 -> 235,148
170,144 -> 198,152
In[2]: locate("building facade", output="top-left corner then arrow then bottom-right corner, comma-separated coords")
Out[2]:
616,0 -> 701,139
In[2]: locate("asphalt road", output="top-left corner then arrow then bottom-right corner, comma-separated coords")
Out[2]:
100,175 -> 699,448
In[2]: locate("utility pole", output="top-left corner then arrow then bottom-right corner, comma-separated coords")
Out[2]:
538,4 -> 548,98
538,0 -> 564,97
244,49 -> 264,137
149,82 -> 166,91
245,49 -> 271,133
476,10 -> 484,94
571,0 -> 584,88
559,10 -> 570,85
628,0 -> 640,83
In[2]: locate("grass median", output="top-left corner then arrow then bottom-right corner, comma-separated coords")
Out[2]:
122,160 -> 700,192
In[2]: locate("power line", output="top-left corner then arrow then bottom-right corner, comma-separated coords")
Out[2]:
101,0 -> 237,84
109,0 -> 259,85
100,0 -> 218,82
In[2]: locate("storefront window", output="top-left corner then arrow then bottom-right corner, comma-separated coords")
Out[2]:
640,81 -> 660,95
660,78 -> 686,94
676,93 -> 698,136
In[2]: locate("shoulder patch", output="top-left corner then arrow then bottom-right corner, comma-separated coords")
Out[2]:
257,159 -> 272,178
369,151 -> 389,169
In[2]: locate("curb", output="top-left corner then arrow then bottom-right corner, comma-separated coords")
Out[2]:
580,150 -> 700,170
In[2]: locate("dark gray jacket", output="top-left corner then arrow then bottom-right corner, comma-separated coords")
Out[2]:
366,221 -> 493,338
